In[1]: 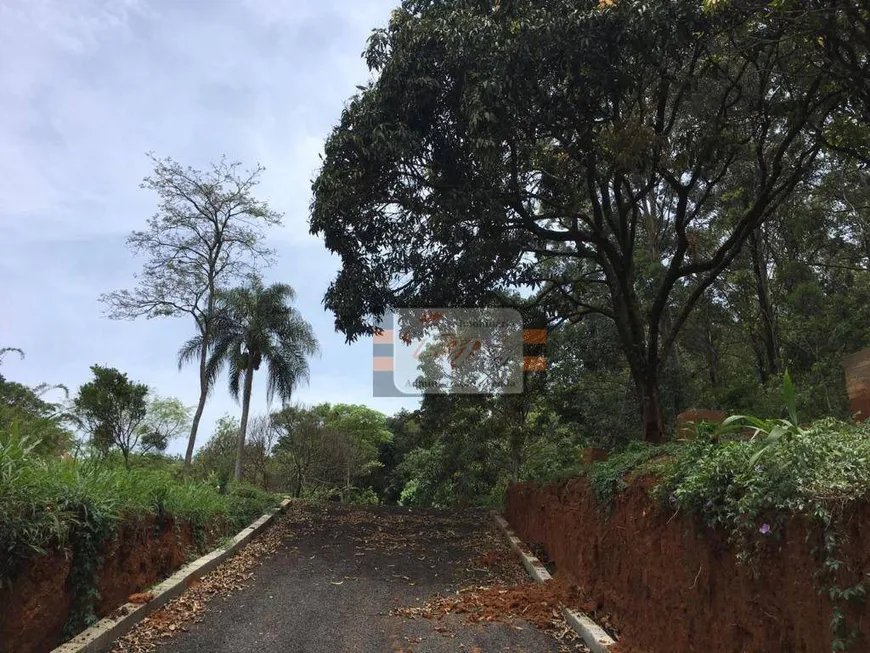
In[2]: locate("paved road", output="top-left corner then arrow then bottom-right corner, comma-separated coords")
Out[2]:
158,503 -> 574,653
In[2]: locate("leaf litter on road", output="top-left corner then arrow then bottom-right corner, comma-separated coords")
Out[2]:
392,579 -> 590,652
110,506 -> 309,653
110,503 -> 593,652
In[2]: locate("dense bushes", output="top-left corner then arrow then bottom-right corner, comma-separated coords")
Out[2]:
0,428 -> 278,593
571,418 -> 870,536
658,419 -> 870,545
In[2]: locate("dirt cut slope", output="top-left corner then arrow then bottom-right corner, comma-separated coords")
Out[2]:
506,477 -> 870,653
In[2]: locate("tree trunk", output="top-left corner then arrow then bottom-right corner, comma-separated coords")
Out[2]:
754,343 -> 769,384
642,386 -> 664,443
605,254 -> 666,444
705,319 -> 720,387
636,370 -> 665,444
234,364 -> 255,482
294,460 -> 303,498
749,229 -> 780,380
184,338 -> 210,470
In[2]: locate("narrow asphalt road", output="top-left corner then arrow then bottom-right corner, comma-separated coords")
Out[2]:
151,503 -> 578,653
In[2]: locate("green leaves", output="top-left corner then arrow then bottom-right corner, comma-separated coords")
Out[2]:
0,432 -> 278,595
660,417 -> 870,545
701,372 -> 806,469
204,277 -> 318,404
311,0 -> 845,442
0,375 -> 72,457
73,365 -> 150,466
271,403 -> 391,499
136,396 -> 192,452
588,441 -> 676,508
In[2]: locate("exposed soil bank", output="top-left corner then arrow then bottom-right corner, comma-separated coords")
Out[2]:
0,518 -> 211,653
505,477 -> 870,653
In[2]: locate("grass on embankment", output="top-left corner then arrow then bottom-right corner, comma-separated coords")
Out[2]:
583,418 -> 870,535
0,430 -> 279,591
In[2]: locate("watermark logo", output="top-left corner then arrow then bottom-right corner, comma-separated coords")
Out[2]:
373,308 -> 545,396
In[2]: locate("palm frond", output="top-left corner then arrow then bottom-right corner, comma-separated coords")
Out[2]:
227,348 -> 245,401
276,310 -> 320,356
177,334 -> 205,370
265,344 -> 310,403
204,332 -> 237,394
202,277 -> 318,406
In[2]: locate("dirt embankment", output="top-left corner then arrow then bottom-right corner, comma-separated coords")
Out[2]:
505,478 -> 870,653
0,518 -> 210,653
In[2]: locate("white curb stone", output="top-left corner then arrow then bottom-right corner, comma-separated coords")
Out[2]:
51,498 -> 293,653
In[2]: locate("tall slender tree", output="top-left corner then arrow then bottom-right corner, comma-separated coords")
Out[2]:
101,155 -> 282,469
180,278 -> 318,480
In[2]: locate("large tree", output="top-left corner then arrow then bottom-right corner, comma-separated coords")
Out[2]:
310,0 -> 844,440
271,405 -> 330,497
73,365 -> 149,468
181,278 -> 318,480
138,396 -> 192,454
322,403 -> 392,491
101,155 -> 282,468
740,0 -> 869,162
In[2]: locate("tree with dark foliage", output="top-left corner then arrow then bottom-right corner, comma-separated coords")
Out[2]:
310,0 -> 846,441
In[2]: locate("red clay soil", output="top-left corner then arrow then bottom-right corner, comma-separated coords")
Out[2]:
95,518 -> 197,615
506,477 -> 870,653
0,549 -> 73,653
0,518 -> 207,653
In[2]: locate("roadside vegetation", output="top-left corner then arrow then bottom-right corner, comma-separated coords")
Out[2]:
0,427 -> 277,633
0,154 -> 317,643
2,0 -> 870,650
305,1 -> 870,649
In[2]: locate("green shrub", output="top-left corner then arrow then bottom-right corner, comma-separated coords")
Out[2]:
655,418 -> 870,652
587,441 -> 677,508
344,487 -> 380,505
0,429 -> 77,585
224,481 -> 280,530
658,418 -> 870,544
0,426 -> 279,631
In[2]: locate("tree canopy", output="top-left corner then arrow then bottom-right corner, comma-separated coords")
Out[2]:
182,277 -> 319,480
0,349 -> 71,456
73,365 -> 150,467
272,403 -> 392,498
311,0 -> 854,440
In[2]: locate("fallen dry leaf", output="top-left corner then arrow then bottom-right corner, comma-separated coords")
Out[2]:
127,592 -> 153,605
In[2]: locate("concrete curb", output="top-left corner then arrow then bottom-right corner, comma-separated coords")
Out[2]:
52,498 -> 293,653
491,512 -> 616,653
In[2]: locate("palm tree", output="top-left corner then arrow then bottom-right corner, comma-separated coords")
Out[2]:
179,277 -> 318,480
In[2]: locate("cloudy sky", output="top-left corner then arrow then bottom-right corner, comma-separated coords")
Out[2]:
0,0 -> 419,455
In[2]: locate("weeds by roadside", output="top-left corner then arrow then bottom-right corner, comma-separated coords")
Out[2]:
0,428 -> 278,633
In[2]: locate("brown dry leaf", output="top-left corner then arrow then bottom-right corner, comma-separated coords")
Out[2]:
127,592 -> 153,605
